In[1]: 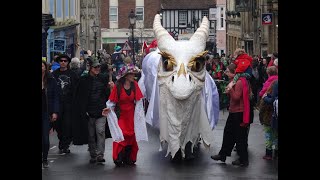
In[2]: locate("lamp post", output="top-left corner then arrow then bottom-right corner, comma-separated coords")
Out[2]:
129,9 -> 137,65
80,30 -> 86,51
91,21 -> 99,57
42,26 -> 50,61
213,20 -> 217,54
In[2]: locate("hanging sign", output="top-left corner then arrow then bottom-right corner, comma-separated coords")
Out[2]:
262,13 -> 273,25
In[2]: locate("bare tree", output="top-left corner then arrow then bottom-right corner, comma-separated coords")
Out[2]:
134,21 -> 155,53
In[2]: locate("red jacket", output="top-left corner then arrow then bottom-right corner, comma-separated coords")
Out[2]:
234,53 -> 253,73
267,59 -> 274,67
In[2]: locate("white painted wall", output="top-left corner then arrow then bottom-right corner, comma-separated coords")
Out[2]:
216,0 -> 226,55
136,0 -> 143,6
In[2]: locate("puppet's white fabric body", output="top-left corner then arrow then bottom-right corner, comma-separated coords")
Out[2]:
138,14 -> 220,158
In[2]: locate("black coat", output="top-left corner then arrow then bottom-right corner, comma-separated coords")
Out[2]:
45,73 -> 60,115
72,73 -> 112,145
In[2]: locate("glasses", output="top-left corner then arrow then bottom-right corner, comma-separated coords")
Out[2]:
60,60 -> 68,62
93,65 -> 101,68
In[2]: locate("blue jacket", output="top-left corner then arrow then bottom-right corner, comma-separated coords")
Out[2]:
51,62 -> 60,71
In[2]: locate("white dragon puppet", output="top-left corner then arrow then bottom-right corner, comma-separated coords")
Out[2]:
138,14 -> 220,160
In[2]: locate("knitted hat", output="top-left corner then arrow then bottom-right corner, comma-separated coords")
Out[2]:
114,46 -> 122,52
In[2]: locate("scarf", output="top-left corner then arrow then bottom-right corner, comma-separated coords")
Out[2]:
240,77 -> 250,124
259,75 -> 278,97
212,64 -> 220,76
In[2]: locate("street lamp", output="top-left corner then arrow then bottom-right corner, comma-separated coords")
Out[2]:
129,9 -> 137,65
42,26 -> 50,61
91,21 -> 99,57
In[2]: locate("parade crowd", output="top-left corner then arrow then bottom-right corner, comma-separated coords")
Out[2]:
42,44 -> 278,168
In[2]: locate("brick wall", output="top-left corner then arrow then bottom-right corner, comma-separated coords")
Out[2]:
101,0 -> 108,28
144,0 -> 161,28
118,0 -> 136,28
101,0 -> 161,29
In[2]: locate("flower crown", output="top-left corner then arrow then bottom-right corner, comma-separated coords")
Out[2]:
116,63 -> 139,80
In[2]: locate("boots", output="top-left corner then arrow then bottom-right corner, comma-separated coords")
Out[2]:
184,142 -> 195,161
170,149 -> 182,163
211,154 -> 226,162
114,149 -> 125,167
124,146 -> 135,165
273,149 -> 278,160
263,149 -> 272,160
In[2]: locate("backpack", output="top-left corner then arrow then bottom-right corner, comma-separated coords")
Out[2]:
111,53 -> 124,72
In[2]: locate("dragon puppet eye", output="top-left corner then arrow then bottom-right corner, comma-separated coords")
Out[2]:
159,51 -> 176,72
163,58 -> 173,71
191,57 -> 205,72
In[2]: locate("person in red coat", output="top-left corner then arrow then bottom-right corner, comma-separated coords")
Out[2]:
102,63 -> 144,166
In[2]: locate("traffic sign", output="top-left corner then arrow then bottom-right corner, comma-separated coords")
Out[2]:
122,41 -> 131,51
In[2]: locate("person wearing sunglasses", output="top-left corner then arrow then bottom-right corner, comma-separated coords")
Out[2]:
72,56 -> 112,165
52,54 -> 79,154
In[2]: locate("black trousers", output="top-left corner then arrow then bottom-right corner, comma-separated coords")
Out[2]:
54,103 -> 72,150
42,112 -> 50,161
219,112 -> 249,162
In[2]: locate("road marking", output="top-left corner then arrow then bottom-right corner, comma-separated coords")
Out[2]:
50,146 -> 57,150
50,160 -> 54,163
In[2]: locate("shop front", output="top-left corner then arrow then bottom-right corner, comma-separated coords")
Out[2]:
47,23 -> 79,63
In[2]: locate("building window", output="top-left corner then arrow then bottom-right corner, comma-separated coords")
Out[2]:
64,0 -> 69,17
49,0 -> 55,17
220,7 -> 224,28
56,0 -> 62,18
109,7 -> 118,22
70,0 -> 75,16
221,50 -> 224,55
136,7 -> 144,21
210,21 -> 216,30
202,10 -> 209,18
179,11 -> 187,27
209,8 -> 217,20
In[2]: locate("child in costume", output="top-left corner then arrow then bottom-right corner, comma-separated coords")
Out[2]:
227,48 -> 253,89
